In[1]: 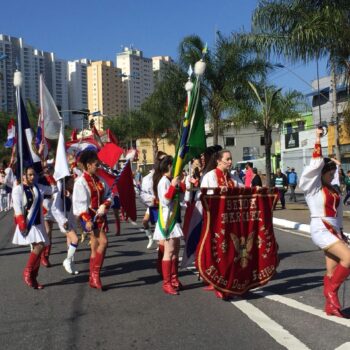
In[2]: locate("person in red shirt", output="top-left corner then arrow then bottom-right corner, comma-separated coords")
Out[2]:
244,162 -> 254,187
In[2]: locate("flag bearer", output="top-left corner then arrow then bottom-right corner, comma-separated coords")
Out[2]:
12,167 -> 54,289
72,150 -> 112,290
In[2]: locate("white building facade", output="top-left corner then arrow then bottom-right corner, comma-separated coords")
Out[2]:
116,47 -> 154,110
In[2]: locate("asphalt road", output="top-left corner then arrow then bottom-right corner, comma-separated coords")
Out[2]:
1,203 -> 350,350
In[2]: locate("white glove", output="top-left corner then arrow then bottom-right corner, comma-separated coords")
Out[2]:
97,204 -> 106,216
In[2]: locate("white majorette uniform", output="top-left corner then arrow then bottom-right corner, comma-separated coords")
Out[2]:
299,142 -> 344,250
153,175 -> 184,241
51,180 -> 77,234
201,168 -> 241,193
12,183 -> 52,245
72,171 -> 112,233
140,170 -> 155,208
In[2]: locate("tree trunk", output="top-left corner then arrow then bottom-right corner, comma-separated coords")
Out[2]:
213,115 -> 219,146
264,128 -> 272,187
330,63 -> 341,160
152,137 -> 159,163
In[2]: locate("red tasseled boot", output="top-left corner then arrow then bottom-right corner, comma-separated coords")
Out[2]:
89,252 -> 105,290
171,258 -> 183,291
41,244 -> 51,267
162,260 -> 178,295
23,252 -> 38,288
324,264 -> 350,318
32,253 -> 44,289
324,275 -> 340,309
157,244 -> 164,276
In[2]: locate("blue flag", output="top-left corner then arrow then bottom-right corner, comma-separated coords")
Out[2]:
16,97 -> 42,178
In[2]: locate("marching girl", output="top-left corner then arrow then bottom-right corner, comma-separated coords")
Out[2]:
72,150 -> 112,290
153,155 -> 185,295
140,168 -> 157,249
38,165 -> 58,267
51,175 -> 79,275
200,149 -> 241,299
300,128 -> 350,318
12,166 -> 55,289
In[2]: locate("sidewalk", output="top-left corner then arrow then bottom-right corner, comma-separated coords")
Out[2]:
273,196 -> 350,234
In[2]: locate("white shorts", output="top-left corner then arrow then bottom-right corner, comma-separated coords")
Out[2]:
310,218 -> 340,250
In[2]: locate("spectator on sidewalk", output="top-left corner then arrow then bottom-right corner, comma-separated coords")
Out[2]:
273,168 -> 288,209
244,162 -> 254,188
343,170 -> 350,205
251,167 -> 262,187
287,168 -> 298,202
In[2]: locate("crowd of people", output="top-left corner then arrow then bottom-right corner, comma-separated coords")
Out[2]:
2,128 -> 350,318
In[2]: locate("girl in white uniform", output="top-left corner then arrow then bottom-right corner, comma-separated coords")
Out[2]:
12,167 -> 53,289
73,150 -> 112,290
153,155 -> 184,295
299,128 -> 350,318
51,176 -> 79,275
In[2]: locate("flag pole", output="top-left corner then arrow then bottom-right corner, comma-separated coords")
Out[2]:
14,70 -> 23,186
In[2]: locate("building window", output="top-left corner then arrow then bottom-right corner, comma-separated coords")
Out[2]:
225,137 -> 235,146
285,123 -> 293,134
297,120 -> 305,131
260,136 -> 265,146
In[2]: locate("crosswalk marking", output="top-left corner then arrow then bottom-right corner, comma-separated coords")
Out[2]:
232,299 -> 311,350
334,342 -> 350,350
252,290 -> 350,328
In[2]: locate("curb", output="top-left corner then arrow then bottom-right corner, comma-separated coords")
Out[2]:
273,217 -> 310,234
273,217 -> 350,236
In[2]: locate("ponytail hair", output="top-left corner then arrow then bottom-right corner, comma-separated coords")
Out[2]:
152,155 -> 173,199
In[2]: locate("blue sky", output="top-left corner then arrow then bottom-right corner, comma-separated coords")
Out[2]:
1,0 -> 327,95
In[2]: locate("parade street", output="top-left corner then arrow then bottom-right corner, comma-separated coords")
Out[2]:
1,200 -> 350,350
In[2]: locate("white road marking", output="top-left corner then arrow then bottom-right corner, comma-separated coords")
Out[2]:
232,299 -> 311,350
276,227 -> 310,239
335,343 -> 350,350
252,290 -> 350,328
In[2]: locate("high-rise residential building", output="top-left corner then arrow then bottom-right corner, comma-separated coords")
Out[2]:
152,55 -> 173,83
0,34 -> 69,123
116,47 -> 154,111
68,59 -> 90,129
87,60 -> 124,130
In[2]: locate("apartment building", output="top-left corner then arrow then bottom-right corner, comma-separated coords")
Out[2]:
68,59 -> 90,129
116,47 -> 154,110
87,60 -> 124,130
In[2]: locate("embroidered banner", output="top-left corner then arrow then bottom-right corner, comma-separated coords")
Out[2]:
196,187 -> 279,295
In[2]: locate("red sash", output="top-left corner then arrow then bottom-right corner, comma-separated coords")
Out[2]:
215,168 -> 235,188
196,187 -> 279,295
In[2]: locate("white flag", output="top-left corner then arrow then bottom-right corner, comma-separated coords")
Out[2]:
54,124 -> 70,181
40,75 -> 61,139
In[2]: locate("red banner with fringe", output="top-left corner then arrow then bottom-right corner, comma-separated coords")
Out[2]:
196,187 -> 279,295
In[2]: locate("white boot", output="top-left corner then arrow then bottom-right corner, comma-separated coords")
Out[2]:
63,258 -> 73,274
145,229 -> 154,249
70,256 -> 79,275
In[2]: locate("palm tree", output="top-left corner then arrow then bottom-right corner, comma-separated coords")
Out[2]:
242,0 -> 350,159
243,82 -> 306,186
178,32 -> 270,145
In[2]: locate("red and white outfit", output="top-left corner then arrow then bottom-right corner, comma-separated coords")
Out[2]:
12,183 -> 51,246
299,143 -> 344,249
153,176 -> 184,241
201,168 -> 240,192
72,172 -> 112,232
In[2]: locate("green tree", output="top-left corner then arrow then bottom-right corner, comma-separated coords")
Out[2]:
239,82 -> 306,186
178,32 -> 270,145
243,0 -> 350,158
